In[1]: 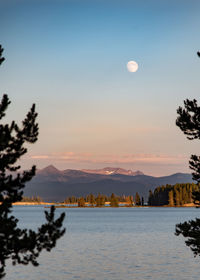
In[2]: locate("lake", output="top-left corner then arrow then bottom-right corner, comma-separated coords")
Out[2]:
4,207 -> 200,280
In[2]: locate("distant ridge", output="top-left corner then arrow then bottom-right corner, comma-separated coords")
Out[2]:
81,167 -> 144,176
24,165 -> 194,202
37,165 -> 144,176
37,165 -> 61,175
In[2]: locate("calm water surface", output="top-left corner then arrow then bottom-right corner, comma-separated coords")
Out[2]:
5,207 -> 200,280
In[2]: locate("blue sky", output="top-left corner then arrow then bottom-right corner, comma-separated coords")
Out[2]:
1,0 -> 200,175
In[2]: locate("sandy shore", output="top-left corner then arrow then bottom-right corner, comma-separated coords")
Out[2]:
13,202 -> 53,205
11,202 -> 198,207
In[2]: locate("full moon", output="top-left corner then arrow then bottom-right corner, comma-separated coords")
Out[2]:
127,60 -> 138,72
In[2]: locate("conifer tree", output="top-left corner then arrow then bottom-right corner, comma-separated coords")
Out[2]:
168,190 -> 174,207
175,51 -> 200,257
96,194 -> 105,207
130,195 -> 134,206
89,193 -> 95,206
78,197 -> 85,207
175,190 -> 180,206
110,193 -> 119,207
148,190 -> 153,206
71,195 -> 77,203
64,197 -> 70,204
0,45 -> 65,278
125,195 -> 133,207
100,195 -> 105,206
135,192 -> 141,206
192,190 -> 200,206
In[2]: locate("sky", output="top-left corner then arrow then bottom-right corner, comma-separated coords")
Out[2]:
0,0 -> 200,176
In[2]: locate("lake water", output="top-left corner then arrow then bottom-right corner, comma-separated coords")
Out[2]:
4,207 -> 200,280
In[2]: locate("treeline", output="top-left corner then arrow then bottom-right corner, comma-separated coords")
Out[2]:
63,192 -> 144,207
148,183 -> 199,206
21,196 -> 43,203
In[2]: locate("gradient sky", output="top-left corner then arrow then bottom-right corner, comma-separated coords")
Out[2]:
1,0 -> 200,176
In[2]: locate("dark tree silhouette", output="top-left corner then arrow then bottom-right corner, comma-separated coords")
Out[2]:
175,51 -> 200,257
176,99 -> 200,182
135,192 -> 141,206
0,45 -> 65,278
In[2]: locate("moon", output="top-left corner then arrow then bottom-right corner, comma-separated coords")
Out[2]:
127,61 -> 138,72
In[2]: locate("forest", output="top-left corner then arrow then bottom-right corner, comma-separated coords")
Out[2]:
63,193 -> 144,207
148,183 -> 199,206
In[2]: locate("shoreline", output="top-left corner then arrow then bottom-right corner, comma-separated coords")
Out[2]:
12,202 -> 197,207
13,202 -> 54,206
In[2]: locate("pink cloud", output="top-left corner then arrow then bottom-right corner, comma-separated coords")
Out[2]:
30,152 -> 187,165
31,155 -> 50,159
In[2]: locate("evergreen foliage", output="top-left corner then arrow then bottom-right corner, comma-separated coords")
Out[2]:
78,197 -> 85,207
148,183 -> 198,206
88,193 -> 96,206
95,193 -> 106,207
109,193 -> 119,207
125,195 -> 134,207
175,52 -> 200,257
135,192 -> 141,206
168,190 -> 174,207
175,218 -> 200,257
0,46 -> 65,278
63,193 -> 139,207
21,196 -> 43,203
148,190 -> 153,206
176,99 -> 200,183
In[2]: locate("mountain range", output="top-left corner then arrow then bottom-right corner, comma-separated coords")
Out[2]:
23,165 -> 194,202
81,167 -> 143,176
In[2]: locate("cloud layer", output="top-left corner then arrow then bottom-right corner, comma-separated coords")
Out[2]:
30,152 -> 187,165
